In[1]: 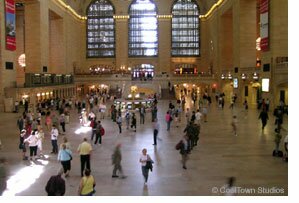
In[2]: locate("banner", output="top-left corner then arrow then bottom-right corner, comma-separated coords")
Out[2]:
260,0 -> 269,51
5,0 -> 16,51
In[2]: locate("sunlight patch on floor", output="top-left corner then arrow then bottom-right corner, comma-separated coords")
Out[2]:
2,160 -> 49,196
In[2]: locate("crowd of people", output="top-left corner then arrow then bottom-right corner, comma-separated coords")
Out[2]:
0,85 -> 288,196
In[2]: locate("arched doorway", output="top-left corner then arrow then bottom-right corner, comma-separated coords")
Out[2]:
131,64 -> 155,81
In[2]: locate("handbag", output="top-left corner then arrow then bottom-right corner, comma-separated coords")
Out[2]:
65,150 -> 72,161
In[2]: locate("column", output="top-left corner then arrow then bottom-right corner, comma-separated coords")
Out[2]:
24,1 -> 49,73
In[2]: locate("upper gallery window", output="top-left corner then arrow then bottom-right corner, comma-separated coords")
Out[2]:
87,0 -> 115,58
128,0 -> 158,57
172,0 -> 200,56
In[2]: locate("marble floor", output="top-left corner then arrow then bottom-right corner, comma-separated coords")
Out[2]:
0,98 -> 288,196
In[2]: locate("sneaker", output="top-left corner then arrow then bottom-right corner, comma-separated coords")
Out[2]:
121,176 -> 127,179
112,175 -> 119,178
183,166 -> 187,170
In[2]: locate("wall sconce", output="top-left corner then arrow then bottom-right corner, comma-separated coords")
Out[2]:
221,74 -> 225,80
253,72 -> 259,80
227,73 -> 232,80
241,73 -> 247,80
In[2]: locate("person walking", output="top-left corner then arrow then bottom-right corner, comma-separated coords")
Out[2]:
94,121 -> 104,145
57,143 -> 72,177
17,116 -> 24,133
139,148 -> 153,185
125,110 -> 131,129
165,111 -> 172,131
19,129 -> 28,160
131,113 -> 137,132
185,108 -> 191,123
259,108 -> 269,130
111,144 -> 126,178
116,115 -> 122,134
231,115 -> 237,136
45,169 -> 65,196
152,118 -> 160,145
50,125 -> 59,154
24,130 -> 39,160
179,135 -> 189,169
36,126 -> 45,157
78,169 -> 96,196
77,138 -> 93,177
90,117 -> 97,142
140,106 -> 145,124
59,113 -> 66,134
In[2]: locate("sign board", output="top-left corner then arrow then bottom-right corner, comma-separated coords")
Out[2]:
5,0 -> 16,51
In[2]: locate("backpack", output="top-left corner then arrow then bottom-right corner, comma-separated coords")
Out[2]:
175,140 -> 183,150
100,127 -> 105,136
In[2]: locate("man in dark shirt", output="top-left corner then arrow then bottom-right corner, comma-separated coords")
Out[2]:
45,170 -> 65,196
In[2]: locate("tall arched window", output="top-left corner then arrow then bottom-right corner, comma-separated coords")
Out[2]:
87,0 -> 115,58
129,0 -> 158,57
172,0 -> 200,56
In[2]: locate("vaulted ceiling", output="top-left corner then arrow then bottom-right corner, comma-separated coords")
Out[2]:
61,0 -> 218,16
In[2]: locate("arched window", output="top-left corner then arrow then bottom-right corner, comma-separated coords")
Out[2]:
129,0 -> 158,57
87,0 -> 115,58
172,0 -> 200,56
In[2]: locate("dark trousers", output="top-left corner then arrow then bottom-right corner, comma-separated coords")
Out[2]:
141,166 -> 149,182
91,129 -> 96,141
80,154 -> 90,177
29,146 -> 38,157
153,129 -> 158,145
51,140 -> 58,153
140,115 -> 145,124
118,124 -> 122,133
113,163 -> 123,176
61,160 -> 71,173
94,133 -> 102,144
262,121 -> 267,129
60,122 -> 65,132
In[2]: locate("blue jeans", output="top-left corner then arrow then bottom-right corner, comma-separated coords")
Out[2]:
167,121 -> 171,131
141,166 -> 149,182
51,140 -> 58,153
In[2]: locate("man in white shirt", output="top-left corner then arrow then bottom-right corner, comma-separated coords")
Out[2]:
51,125 -> 59,154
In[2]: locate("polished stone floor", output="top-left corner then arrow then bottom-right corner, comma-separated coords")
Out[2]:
0,98 -> 288,196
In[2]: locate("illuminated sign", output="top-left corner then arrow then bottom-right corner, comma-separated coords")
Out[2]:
262,78 -> 270,92
233,78 -> 238,89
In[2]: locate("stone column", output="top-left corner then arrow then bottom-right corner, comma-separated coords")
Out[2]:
24,1 -> 49,73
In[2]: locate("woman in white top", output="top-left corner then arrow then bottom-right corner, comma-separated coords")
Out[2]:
36,126 -> 45,156
139,148 -> 153,185
24,131 -> 39,160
